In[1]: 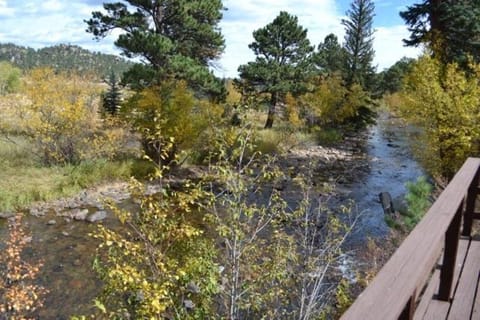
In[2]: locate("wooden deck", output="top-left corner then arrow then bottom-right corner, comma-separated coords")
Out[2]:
341,158 -> 480,320
416,237 -> 480,320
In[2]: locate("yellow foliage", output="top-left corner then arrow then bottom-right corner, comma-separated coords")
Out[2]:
18,68 -> 102,164
399,55 -> 480,178
284,93 -> 303,128
91,177 -> 219,319
10,68 -> 132,165
124,80 -> 223,164
301,75 -> 369,126
225,79 -> 242,105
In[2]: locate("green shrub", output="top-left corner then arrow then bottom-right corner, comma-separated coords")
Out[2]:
315,127 -> 343,146
58,160 -> 133,191
130,159 -> 157,179
254,128 -> 282,154
403,176 -> 432,230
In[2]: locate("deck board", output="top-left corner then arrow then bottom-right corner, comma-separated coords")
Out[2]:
416,239 -> 480,320
448,240 -> 480,319
418,239 -> 470,320
414,269 -> 442,320
470,272 -> 480,318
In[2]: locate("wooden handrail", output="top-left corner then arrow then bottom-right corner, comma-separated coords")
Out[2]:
341,157 -> 480,320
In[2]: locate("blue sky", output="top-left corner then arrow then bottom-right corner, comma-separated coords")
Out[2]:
0,0 -> 422,78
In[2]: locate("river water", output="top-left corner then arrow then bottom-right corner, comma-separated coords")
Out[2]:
345,111 -> 424,242
0,112 -> 425,318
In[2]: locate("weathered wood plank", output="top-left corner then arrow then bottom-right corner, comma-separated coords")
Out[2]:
341,158 -> 480,320
414,270 -> 443,320
470,258 -> 480,318
416,239 -> 469,320
448,240 -> 480,320
421,300 -> 450,320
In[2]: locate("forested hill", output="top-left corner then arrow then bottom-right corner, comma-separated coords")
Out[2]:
0,43 -> 132,78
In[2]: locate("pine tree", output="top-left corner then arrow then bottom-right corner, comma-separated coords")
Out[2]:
401,1 -> 480,68
86,0 -> 225,98
342,0 -> 376,89
314,33 -> 347,76
238,11 -> 314,128
102,71 -> 121,116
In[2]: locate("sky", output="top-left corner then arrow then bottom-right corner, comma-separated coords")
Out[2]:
0,0 -> 422,78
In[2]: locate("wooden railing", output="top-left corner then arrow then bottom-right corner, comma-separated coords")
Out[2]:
341,157 -> 480,320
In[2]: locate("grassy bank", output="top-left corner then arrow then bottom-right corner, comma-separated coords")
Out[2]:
0,136 -> 134,211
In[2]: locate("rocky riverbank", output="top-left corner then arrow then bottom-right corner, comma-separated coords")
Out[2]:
0,131 -> 370,223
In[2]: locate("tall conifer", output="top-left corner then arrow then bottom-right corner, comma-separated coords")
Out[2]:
342,0 -> 376,89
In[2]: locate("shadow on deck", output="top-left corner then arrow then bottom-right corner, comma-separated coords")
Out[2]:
416,236 -> 480,319
341,158 -> 480,320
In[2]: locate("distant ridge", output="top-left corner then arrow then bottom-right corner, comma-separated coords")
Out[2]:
0,43 -> 133,79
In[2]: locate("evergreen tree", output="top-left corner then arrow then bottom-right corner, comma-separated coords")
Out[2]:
342,0 -> 376,89
102,71 -> 122,116
378,57 -> 415,94
314,33 -> 347,76
86,0 -> 225,98
238,11 -> 314,128
400,0 -> 480,68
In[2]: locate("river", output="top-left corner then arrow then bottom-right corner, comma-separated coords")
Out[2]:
0,112 -> 425,318
346,111 -> 424,242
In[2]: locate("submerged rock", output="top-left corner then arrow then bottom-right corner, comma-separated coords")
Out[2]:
71,209 -> 89,221
87,210 -> 107,223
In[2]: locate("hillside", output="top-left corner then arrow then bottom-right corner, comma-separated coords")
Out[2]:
0,43 -> 132,79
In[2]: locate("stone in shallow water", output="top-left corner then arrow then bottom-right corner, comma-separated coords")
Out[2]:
71,209 -> 89,221
47,219 -> 57,225
87,210 -> 107,223
0,211 -> 15,219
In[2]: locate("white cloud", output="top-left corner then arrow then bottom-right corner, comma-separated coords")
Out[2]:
373,25 -> 421,71
217,0 -> 344,77
41,0 -> 63,12
0,0 -> 14,17
216,0 -> 421,77
0,0 -> 420,77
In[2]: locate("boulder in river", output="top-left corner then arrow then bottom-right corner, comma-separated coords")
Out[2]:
71,208 -> 89,221
378,192 -> 395,215
87,210 -> 107,223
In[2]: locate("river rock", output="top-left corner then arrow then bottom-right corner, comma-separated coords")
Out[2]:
379,192 -> 394,215
29,207 -> 47,217
87,210 -> 107,223
184,299 -> 195,310
0,211 -> 15,219
187,282 -> 201,294
47,219 -> 57,225
71,208 -> 89,221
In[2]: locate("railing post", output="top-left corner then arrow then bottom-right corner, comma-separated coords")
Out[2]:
438,204 -> 463,301
399,291 -> 416,320
462,170 -> 480,237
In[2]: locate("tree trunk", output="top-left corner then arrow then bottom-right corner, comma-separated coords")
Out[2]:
264,93 -> 277,129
